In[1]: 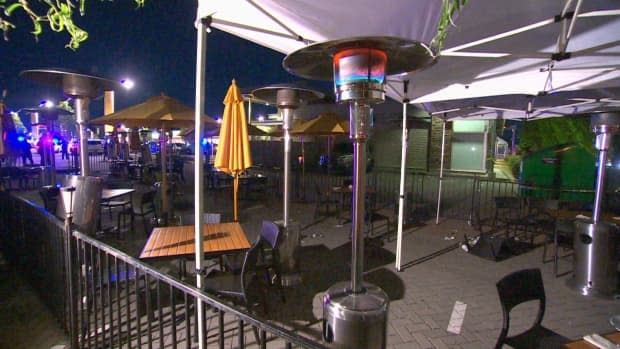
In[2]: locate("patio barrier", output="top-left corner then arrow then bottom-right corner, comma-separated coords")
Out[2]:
260,168 -> 603,230
0,191 -> 328,349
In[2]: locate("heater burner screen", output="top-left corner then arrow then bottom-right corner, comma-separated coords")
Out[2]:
334,48 -> 387,86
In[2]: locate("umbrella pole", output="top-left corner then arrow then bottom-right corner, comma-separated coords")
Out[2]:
233,174 -> 239,221
161,125 -> 169,223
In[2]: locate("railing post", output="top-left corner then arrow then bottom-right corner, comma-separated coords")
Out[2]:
468,176 -> 479,229
64,216 -> 79,349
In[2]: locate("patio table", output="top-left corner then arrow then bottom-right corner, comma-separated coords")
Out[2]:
562,331 -> 620,348
139,222 -> 251,277
545,208 -> 620,224
100,188 -> 135,235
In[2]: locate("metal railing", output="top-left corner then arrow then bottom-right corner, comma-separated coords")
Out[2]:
0,191 -> 329,349
261,168 -> 607,229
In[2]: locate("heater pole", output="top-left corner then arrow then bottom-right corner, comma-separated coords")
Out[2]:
350,101 -> 370,294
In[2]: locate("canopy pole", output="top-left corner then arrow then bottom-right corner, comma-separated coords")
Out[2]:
435,117 -> 446,225
194,16 -> 209,349
395,81 -> 409,272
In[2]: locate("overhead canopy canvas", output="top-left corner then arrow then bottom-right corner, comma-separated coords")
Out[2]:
196,0 -> 620,116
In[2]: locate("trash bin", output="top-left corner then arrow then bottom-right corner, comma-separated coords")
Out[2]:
567,219 -> 620,298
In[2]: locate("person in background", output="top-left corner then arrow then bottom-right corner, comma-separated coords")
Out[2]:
37,134 -> 46,166
61,138 -> 69,160
103,139 -> 109,160
20,137 -> 34,165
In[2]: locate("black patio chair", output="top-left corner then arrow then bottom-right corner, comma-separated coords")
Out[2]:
492,196 -> 525,237
314,183 -> 339,219
203,238 -> 265,344
495,268 -> 569,349
520,198 -> 558,246
258,220 -> 285,302
118,189 -> 156,236
542,218 -> 575,277
38,185 -> 59,214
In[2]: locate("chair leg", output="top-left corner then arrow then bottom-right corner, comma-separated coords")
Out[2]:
553,230 -> 559,277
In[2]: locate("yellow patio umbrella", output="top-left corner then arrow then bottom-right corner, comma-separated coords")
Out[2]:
215,80 -> 253,221
91,95 -> 218,221
291,112 -> 348,136
292,112 -> 349,177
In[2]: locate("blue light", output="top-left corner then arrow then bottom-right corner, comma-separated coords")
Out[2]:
17,136 -> 25,142
201,138 -> 208,146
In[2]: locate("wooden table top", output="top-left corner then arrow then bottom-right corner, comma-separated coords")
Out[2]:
563,331 -> 620,348
102,188 -> 135,201
547,209 -> 620,223
139,222 -> 251,260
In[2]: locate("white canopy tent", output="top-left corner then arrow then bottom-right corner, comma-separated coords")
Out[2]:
197,0 -> 620,102
192,2 -> 620,320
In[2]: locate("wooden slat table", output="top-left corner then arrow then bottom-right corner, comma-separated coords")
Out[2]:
563,332 -> 620,348
546,209 -> 620,224
139,222 -> 251,260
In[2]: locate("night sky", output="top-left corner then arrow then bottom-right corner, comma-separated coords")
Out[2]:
1,1 -> 323,121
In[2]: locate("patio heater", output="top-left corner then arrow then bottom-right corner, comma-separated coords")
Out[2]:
568,112 -> 620,298
252,83 -> 324,286
20,69 -> 121,176
283,36 -> 436,348
59,186 -> 78,349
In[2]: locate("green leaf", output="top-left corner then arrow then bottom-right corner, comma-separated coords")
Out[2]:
4,2 -> 22,16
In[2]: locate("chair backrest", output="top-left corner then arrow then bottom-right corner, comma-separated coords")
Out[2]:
496,268 -> 546,328
240,238 -> 262,295
137,190 -> 157,214
495,196 -> 521,209
204,213 -> 221,224
260,220 -> 280,249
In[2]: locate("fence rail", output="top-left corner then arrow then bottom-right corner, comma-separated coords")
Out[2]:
0,191 -> 328,349
257,168 -> 609,229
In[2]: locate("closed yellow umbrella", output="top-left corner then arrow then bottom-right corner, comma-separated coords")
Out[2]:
215,80 -> 253,221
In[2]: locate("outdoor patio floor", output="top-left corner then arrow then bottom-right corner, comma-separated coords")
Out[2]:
1,164 -> 619,348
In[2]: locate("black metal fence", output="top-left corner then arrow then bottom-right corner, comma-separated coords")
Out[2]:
0,191 -> 328,349
259,167 -> 607,229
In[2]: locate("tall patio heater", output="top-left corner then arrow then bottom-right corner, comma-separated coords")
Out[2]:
20,69 -> 121,176
284,36 -> 436,348
568,112 -> 620,298
252,83 -> 323,286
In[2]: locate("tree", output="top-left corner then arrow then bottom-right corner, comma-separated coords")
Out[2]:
1,0 -> 144,49
518,116 -> 594,155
